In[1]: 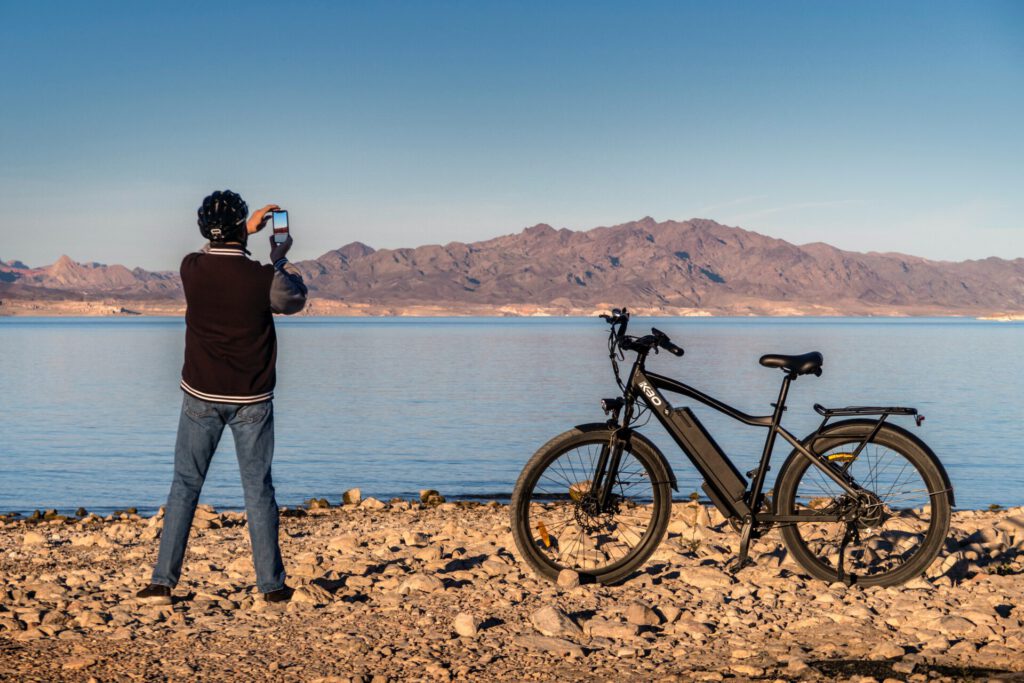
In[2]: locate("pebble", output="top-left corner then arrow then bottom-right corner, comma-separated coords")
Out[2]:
530,605 -> 582,637
730,664 -> 764,677
936,615 -> 976,635
868,641 -> 906,660
398,574 -> 444,594
513,635 -> 584,658
402,531 -> 429,547
452,612 -> 480,637
588,619 -> 639,639
678,566 -> 734,590
292,583 -> 333,606
62,656 -> 97,671
21,531 -> 46,546
625,601 -> 660,627
556,569 -> 580,589
0,499 -> 1021,681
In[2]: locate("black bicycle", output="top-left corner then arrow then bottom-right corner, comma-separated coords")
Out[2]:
511,308 -> 954,587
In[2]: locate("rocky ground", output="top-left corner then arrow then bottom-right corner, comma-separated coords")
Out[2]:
1,497 -> 1022,682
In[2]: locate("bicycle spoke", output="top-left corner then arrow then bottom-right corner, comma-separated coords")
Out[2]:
789,437 -> 935,580
523,443 -> 659,574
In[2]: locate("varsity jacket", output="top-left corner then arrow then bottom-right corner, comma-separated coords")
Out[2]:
179,242 -> 308,404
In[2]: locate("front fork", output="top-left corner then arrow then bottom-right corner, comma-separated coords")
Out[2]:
591,398 -> 630,510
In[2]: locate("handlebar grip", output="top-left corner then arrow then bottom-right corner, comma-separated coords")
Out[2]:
662,340 -> 684,357
650,327 -> 684,357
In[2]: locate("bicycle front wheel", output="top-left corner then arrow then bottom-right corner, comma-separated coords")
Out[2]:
776,421 -> 952,587
510,425 -> 672,585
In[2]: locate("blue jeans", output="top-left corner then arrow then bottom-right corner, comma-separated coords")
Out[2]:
151,394 -> 286,593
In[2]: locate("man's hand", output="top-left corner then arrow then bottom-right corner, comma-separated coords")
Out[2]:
270,234 -> 293,263
247,204 -> 280,235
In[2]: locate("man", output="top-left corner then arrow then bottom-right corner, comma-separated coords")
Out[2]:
137,190 -> 308,605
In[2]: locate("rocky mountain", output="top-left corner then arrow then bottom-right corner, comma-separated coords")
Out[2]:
3,218 -> 1023,315
0,256 -> 181,301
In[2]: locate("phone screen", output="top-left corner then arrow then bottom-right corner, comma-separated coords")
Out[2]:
272,211 -> 289,244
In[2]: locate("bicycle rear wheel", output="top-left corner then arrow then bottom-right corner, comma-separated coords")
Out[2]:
510,425 -> 672,585
776,421 -> 952,587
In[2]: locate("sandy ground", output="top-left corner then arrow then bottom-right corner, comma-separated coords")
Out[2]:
1,499 -> 1023,682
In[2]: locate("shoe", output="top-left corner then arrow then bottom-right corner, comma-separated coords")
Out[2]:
263,585 -> 294,603
136,584 -> 172,605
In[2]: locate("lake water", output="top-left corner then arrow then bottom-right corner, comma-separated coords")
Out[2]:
1,317 -> 1021,514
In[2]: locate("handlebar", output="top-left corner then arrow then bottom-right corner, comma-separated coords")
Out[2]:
599,307 -> 684,392
599,308 -> 684,357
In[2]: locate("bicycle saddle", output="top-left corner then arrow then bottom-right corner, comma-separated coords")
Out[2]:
759,351 -> 823,376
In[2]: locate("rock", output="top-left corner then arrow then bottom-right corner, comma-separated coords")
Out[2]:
29,582 -> 67,600
868,641 -> 906,660
557,569 -> 580,589
785,658 -> 810,675
327,534 -> 360,552
625,601 -> 660,626
420,489 -> 446,506
342,488 -> 362,506
71,533 -> 112,548
62,656 -> 97,671
291,583 -> 333,606
22,531 -> 46,546
227,556 -> 251,574
414,546 -> 442,562
398,574 -> 444,594
936,615 -> 976,636
678,566 -> 734,590
453,612 -> 480,637
513,635 -> 584,658
588,619 -> 639,639
360,497 -> 386,511
730,664 -> 764,677
402,531 -> 429,547
891,660 -> 916,674
530,605 -> 582,637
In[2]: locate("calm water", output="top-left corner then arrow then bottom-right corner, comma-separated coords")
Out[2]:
0,317 -> 1021,514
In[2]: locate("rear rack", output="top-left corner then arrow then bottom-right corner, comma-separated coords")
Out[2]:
813,403 -> 924,426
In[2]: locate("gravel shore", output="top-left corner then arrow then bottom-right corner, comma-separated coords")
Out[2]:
1,498 -> 1022,682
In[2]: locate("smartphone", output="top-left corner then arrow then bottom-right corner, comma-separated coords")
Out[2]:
272,211 -> 289,244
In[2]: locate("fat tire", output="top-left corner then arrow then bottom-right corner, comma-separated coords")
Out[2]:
776,421 -> 952,587
510,426 -> 672,585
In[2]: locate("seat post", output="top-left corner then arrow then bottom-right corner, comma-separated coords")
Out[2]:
747,372 -> 796,515
773,372 -> 795,417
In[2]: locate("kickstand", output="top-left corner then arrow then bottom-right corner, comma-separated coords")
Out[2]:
727,519 -> 756,575
835,524 -> 857,586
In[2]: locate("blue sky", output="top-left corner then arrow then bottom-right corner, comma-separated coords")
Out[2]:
1,1 -> 1021,270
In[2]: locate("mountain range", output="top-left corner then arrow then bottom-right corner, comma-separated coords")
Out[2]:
3,218 -> 1023,316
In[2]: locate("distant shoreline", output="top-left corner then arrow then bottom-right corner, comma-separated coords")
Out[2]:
2,298 -> 1023,319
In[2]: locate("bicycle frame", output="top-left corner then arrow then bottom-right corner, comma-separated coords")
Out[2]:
605,353 -> 867,527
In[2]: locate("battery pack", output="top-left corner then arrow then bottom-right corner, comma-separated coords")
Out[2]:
665,407 -> 750,518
